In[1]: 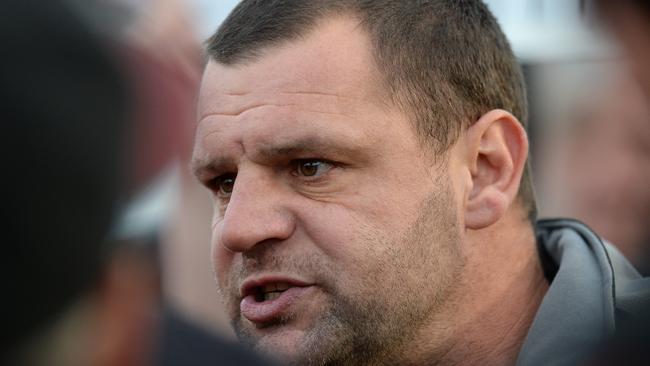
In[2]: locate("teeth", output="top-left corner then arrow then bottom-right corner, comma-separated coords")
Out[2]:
254,282 -> 293,302
264,292 -> 281,301
262,282 -> 290,293
262,283 -> 277,293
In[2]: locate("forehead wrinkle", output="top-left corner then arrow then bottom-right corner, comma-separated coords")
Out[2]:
194,98 -> 370,176
199,102 -> 300,120
198,103 -> 363,145
199,105 -> 363,133
192,126 -> 245,178
199,88 -> 382,121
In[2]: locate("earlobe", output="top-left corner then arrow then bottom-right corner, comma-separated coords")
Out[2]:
464,110 -> 528,230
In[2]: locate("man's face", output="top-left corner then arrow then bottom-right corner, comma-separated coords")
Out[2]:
193,17 -> 464,365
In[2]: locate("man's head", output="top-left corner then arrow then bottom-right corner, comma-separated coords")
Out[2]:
193,1 -> 534,365
207,0 -> 535,220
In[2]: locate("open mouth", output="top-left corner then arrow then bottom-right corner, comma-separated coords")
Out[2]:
253,282 -> 291,302
239,278 -> 314,324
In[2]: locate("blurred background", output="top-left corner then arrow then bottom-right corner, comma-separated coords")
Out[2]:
3,0 -> 649,364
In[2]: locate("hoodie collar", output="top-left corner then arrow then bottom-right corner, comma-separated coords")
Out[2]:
516,219 -> 616,366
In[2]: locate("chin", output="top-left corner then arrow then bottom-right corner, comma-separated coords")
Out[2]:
236,310 -> 345,366
233,288 -> 353,365
250,327 -> 312,364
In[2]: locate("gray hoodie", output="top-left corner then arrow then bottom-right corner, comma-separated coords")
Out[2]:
517,219 -> 650,366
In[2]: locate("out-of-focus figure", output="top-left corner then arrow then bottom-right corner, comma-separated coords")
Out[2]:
591,0 -> 650,270
563,71 -> 650,271
535,65 -> 650,272
580,0 -> 650,364
1,1 -> 152,364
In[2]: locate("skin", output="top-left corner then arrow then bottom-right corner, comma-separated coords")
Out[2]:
193,16 -> 547,366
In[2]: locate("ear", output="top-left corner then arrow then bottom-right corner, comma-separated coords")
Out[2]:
463,109 -> 529,230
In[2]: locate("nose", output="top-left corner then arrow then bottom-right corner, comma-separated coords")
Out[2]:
216,170 -> 295,253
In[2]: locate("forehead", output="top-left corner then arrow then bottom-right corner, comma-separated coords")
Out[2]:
192,16 -> 423,176
198,16 -> 386,114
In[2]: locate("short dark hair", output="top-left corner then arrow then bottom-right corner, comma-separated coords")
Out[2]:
206,0 -> 536,220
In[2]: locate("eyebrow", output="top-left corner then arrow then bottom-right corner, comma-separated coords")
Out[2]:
256,137 -> 363,159
190,154 -> 235,181
191,135 -> 370,179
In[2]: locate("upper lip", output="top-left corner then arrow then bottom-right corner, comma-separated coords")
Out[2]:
240,275 -> 313,299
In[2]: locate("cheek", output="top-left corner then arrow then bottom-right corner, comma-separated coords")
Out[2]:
296,202 -> 398,285
297,203 -> 366,260
211,220 -> 235,290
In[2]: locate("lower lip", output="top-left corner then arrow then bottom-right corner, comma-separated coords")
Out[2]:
240,286 -> 314,324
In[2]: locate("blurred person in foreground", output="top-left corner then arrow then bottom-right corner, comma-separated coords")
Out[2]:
1,1 -> 145,364
191,1 -> 650,365
561,71 -> 650,273
0,1 -> 273,365
583,0 -> 650,364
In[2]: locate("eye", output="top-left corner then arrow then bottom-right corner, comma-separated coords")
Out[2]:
212,174 -> 236,196
295,159 -> 333,178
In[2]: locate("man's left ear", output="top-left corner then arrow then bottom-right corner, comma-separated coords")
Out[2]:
462,109 -> 528,230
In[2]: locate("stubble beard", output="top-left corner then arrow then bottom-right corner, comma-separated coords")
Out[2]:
226,183 -> 464,366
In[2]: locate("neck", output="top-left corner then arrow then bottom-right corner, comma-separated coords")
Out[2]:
407,210 -> 548,366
